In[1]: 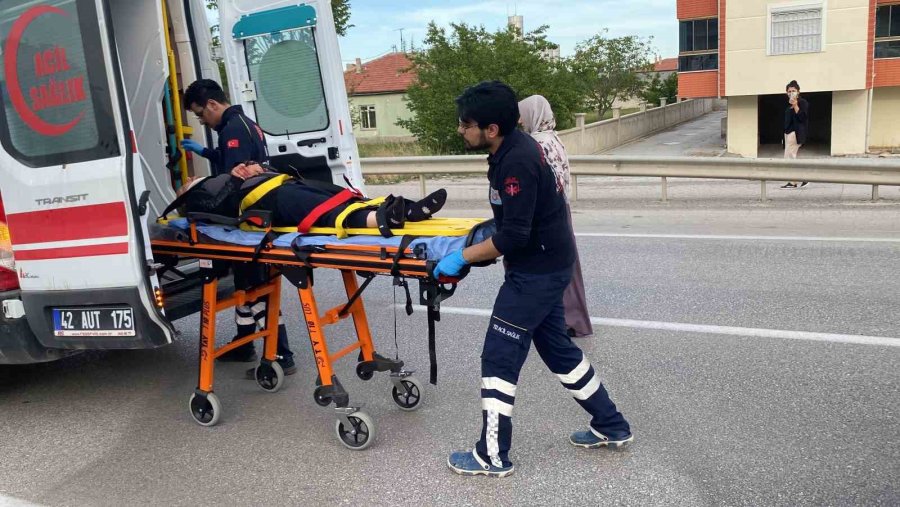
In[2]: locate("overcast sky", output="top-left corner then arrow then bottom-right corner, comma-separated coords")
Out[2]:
337,0 -> 679,63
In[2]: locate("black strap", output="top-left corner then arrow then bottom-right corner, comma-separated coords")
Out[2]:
251,230 -> 278,263
390,235 -> 418,277
338,273 -> 376,318
427,304 -> 439,385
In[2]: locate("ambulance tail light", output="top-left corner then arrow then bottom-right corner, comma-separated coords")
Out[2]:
0,196 -> 20,291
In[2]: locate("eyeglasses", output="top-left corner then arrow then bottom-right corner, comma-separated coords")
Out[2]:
458,122 -> 479,131
192,106 -> 206,120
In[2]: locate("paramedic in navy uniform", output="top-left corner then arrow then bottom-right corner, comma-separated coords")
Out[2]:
181,79 -> 296,377
182,78 -> 269,176
434,81 -> 633,478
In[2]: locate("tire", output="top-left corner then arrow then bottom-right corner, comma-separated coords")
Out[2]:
334,411 -> 376,451
391,376 -> 424,412
255,361 -> 284,393
189,392 -> 222,427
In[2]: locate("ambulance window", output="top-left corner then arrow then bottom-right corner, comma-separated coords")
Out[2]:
0,0 -> 120,168
244,29 -> 329,135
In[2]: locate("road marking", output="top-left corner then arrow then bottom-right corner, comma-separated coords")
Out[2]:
573,232 -> 900,243
405,305 -> 900,348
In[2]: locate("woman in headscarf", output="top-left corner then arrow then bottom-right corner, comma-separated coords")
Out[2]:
518,95 -> 593,338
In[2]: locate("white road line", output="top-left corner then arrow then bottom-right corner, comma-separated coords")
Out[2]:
404,305 -> 900,348
573,232 -> 900,243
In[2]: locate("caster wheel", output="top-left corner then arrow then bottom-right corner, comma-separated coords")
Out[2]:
313,385 -> 332,407
391,376 -> 424,411
188,392 -> 222,427
335,411 -> 376,451
255,361 -> 284,393
356,363 -> 374,381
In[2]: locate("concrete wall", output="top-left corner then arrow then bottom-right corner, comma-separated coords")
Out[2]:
558,99 -> 716,155
831,89 -> 869,155
869,86 -> 900,150
725,0 -> 869,96
349,93 -> 414,139
726,95 -> 759,158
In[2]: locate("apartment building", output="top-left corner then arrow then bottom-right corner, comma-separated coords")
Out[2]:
677,0 -> 900,157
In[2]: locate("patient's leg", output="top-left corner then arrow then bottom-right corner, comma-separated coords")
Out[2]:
404,189 -> 447,222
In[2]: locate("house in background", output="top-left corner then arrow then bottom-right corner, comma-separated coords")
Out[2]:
677,0 -> 900,157
344,52 -> 416,141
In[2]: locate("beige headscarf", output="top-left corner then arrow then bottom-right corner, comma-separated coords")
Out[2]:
518,95 -> 570,199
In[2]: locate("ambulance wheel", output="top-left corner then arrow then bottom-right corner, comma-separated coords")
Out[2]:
391,376 -> 424,411
189,392 -> 221,427
313,386 -> 332,407
255,362 -> 284,393
356,363 -> 374,381
335,411 -> 375,451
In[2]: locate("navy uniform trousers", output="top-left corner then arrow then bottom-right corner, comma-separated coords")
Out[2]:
476,266 -> 630,468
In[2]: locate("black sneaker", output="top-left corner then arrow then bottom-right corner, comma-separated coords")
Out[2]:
217,348 -> 257,363
780,182 -> 797,189
798,182 -> 809,188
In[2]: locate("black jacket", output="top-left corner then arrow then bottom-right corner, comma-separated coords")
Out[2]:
784,97 -> 810,145
487,129 -> 575,274
203,105 -> 269,175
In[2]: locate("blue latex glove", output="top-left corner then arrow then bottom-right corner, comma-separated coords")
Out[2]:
433,249 -> 468,279
181,139 -> 204,155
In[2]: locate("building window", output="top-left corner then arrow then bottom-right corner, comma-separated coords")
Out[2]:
678,18 -> 718,72
769,6 -> 823,56
875,5 -> 900,59
360,105 -> 377,130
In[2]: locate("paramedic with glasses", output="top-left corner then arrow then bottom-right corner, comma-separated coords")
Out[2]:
434,81 -> 633,477
181,79 -> 296,378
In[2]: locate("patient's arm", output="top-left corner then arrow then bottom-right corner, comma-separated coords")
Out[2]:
232,162 -> 267,180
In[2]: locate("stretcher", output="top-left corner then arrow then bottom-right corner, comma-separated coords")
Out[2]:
151,210 -> 493,450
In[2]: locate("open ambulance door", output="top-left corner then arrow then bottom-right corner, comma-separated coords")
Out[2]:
217,0 -> 366,192
0,0 -> 175,350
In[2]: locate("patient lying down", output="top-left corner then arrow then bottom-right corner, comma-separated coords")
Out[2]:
174,162 -> 447,237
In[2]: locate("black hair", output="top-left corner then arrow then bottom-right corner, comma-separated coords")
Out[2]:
786,80 -> 800,91
184,79 -> 229,109
455,81 -> 520,136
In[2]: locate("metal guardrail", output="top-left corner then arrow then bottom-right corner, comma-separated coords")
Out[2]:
361,155 -> 900,201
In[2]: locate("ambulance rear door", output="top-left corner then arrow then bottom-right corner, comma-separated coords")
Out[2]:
217,0 -> 366,192
0,0 -> 175,349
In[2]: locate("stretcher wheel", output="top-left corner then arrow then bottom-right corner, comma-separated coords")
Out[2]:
391,376 -> 424,411
255,361 -> 284,393
189,392 -> 222,427
313,386 -> 332,407
335,411 -> 375,451
356,363 -> 374,381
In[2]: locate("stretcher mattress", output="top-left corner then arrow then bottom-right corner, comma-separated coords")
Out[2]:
158,218 -> 495,261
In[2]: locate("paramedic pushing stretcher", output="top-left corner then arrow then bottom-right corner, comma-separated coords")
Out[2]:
180,79 -> 291,375
434,82 -> 633,478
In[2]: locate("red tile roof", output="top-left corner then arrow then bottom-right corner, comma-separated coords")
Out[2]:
344,53 -> 417,95
654,58 -> 678,72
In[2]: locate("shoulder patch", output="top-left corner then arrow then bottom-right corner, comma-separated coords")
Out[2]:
227,139 -> 240,149
503,176 -> 521,197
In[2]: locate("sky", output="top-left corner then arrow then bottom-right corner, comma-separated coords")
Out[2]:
337,0 -> 679,64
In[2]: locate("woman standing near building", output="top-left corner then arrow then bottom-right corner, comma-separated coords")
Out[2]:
518,95 -> 593,338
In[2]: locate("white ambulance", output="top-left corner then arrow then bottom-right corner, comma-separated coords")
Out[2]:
0,0 -> 364,364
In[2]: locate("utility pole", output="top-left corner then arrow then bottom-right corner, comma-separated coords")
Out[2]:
394,28 -> 407,53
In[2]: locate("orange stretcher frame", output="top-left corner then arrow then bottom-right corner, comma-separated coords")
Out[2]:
151,221 -> 454,450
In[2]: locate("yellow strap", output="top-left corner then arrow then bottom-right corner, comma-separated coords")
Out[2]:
239,174 -> 292,214
239,217 -> 485,237
333,197 -> 385,239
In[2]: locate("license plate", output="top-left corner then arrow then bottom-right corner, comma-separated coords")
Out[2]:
52,307 -> 135,337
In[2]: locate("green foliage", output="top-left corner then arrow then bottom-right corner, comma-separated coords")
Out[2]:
640,72 -> 679,107
571,31 -> 654,118
397,23 -> 582,154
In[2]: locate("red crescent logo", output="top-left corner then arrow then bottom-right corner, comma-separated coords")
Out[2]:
3,5 -> 85,137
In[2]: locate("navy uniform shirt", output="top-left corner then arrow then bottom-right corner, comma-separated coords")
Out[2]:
487,129 -> 575,274
203,105 -> 269,176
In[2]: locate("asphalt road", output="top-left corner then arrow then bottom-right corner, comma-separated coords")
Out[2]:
1,205 -> 899,506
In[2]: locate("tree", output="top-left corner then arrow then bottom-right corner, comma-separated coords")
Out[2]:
398,23 -> 582,154
640,72 -> 678,108
570,31 -> 654,119
205,0 -> 353,36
